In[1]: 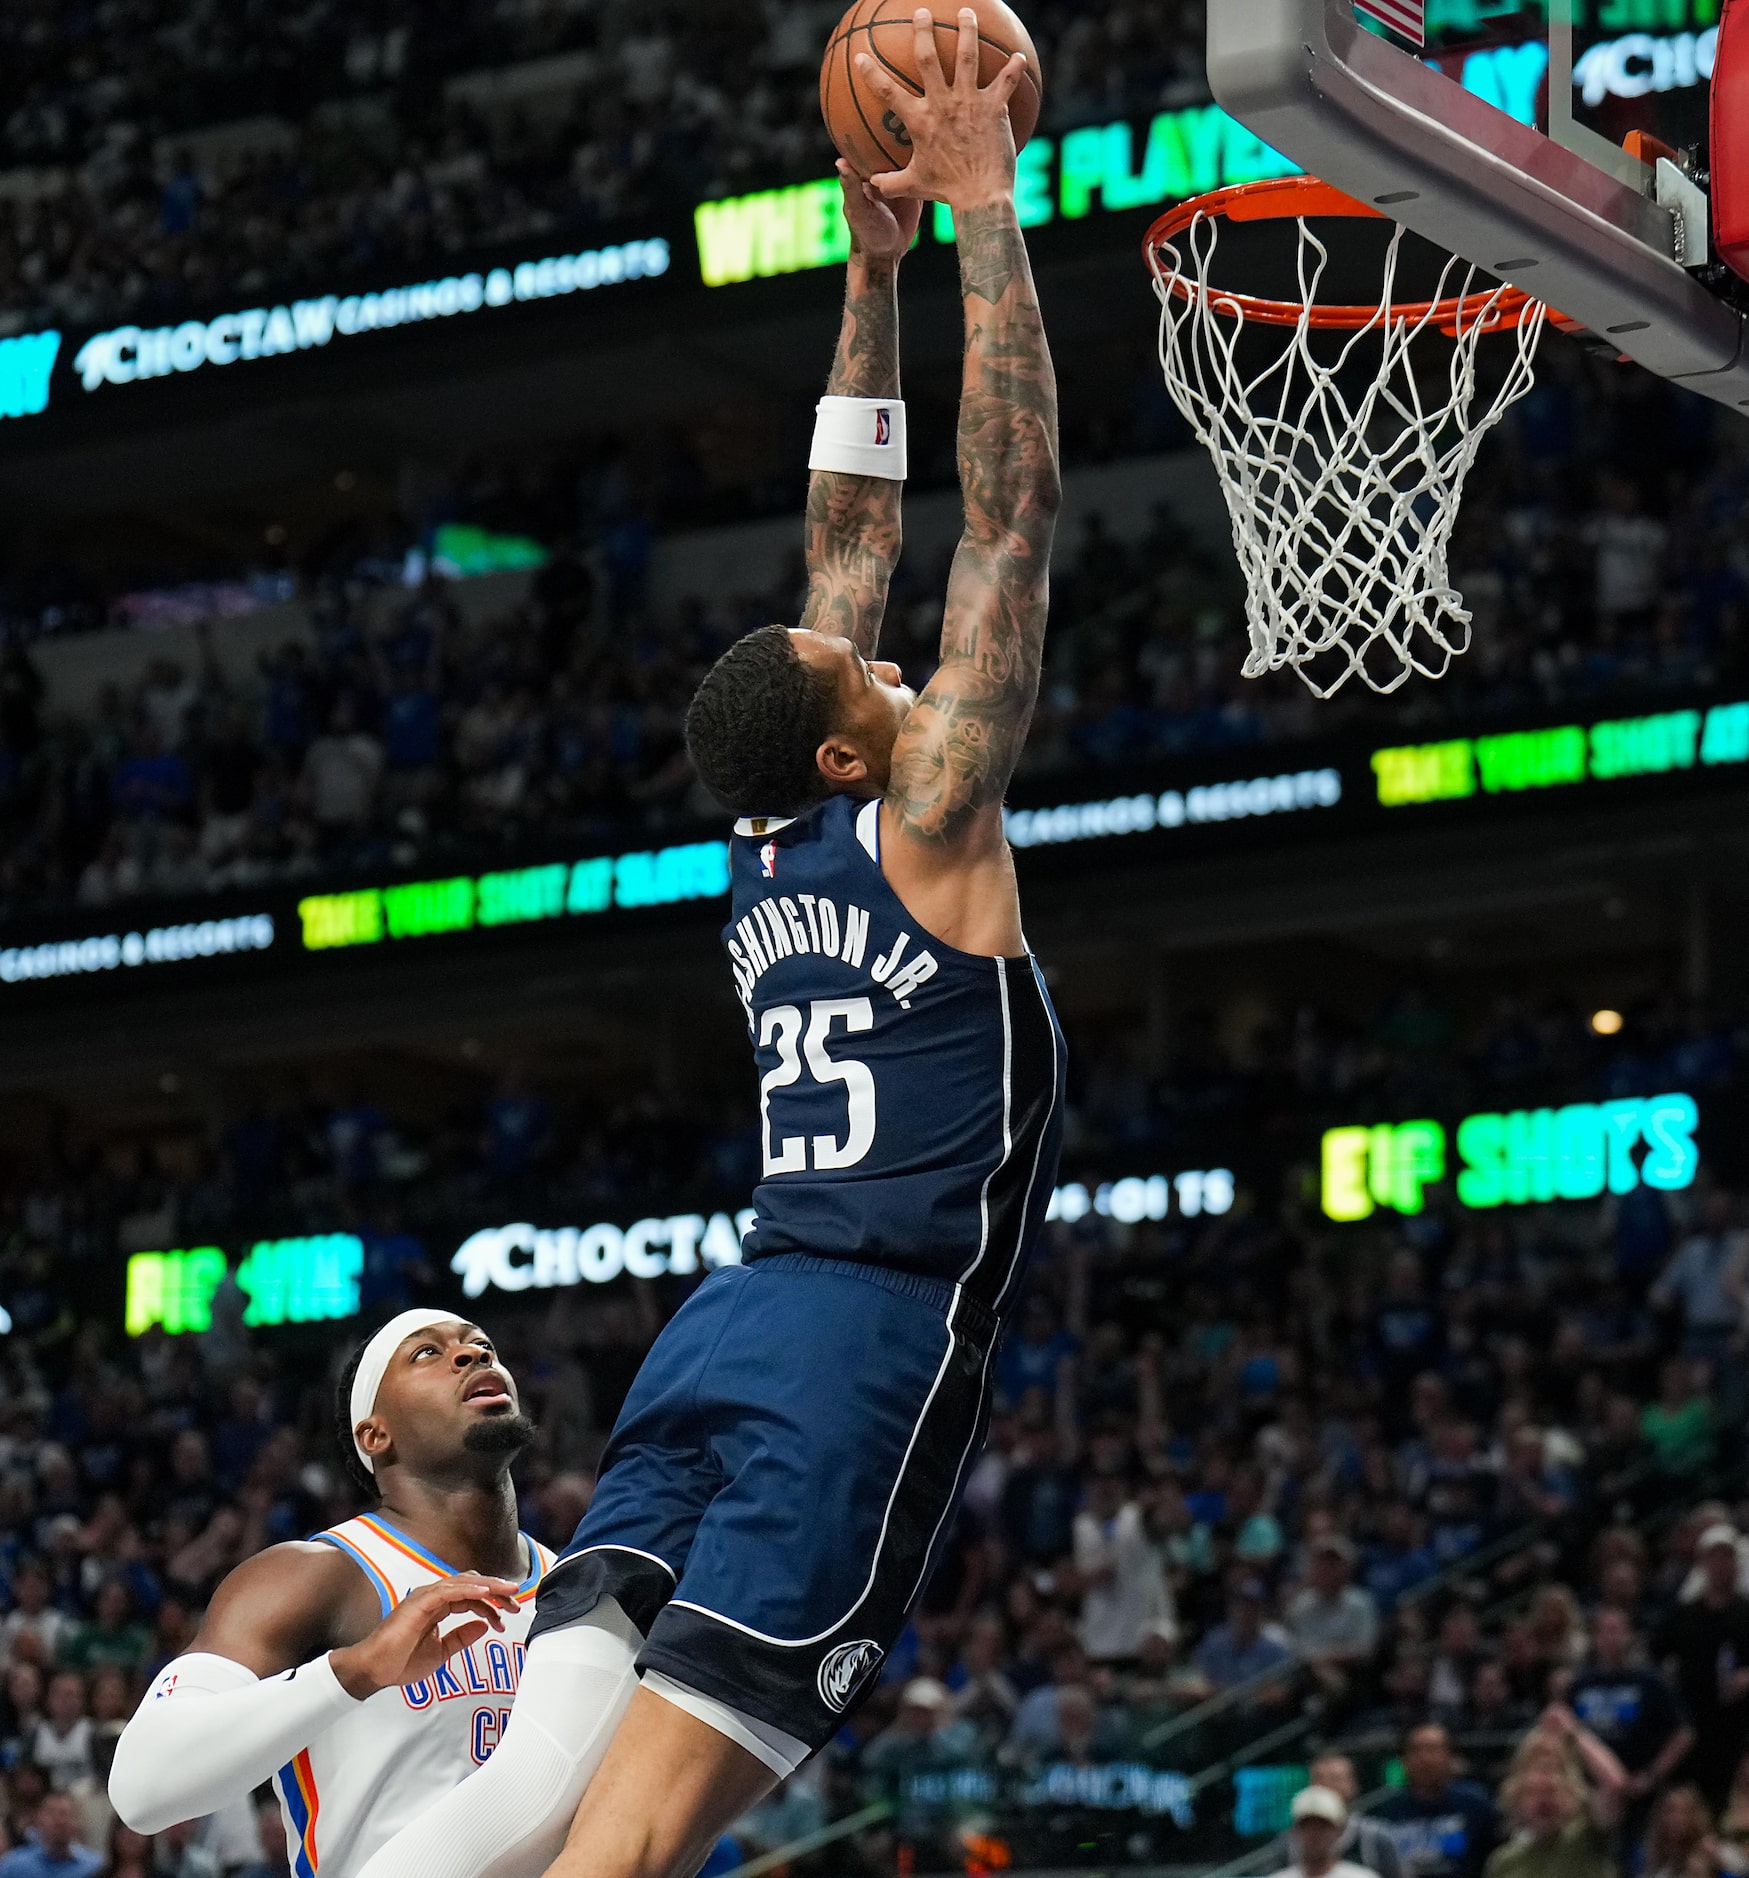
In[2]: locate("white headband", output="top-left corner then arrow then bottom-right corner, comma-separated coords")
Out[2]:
349,1310 -> 468,1473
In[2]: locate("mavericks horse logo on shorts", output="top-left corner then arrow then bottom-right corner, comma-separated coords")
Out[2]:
817,1639 -> 883,1713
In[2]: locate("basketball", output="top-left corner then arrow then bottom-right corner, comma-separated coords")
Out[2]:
820,0 -> 1044,182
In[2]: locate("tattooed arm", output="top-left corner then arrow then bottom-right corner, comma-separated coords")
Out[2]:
861,9 -> 1060,956
799,167 -> 923,657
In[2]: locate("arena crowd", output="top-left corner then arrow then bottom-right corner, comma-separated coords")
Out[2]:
0,0 -> 1207,336
0,337 -> 1743,924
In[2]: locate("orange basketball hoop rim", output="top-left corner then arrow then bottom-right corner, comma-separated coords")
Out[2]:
1146,177 -> 1545,338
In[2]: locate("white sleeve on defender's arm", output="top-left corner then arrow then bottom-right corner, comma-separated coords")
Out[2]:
354,1600 -> 643,1878
109,1652 -> 360,1834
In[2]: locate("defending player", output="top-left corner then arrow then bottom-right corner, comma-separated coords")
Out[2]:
356,13 -> 1063,1878
108,1311 -> 564,1877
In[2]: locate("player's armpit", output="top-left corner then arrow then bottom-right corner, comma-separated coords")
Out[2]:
885,539 -> 1048,851
187,1541 -> 383,1676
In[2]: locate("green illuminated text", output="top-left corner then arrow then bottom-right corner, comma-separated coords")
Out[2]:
1321,1093 -> 1700,1220
1374,702 -> 1749,807
298,842 -> 730,954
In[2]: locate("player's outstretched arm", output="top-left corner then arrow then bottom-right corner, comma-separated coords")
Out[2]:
860,10 -> 1060,951
894,189 -> 1058,846
799,170 -> 922,656
109,1542 -> 520,1835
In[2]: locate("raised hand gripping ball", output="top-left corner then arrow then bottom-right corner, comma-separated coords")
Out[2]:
820,0 -> 1044,180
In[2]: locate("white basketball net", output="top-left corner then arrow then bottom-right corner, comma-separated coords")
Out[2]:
1150,208 -> 1547,697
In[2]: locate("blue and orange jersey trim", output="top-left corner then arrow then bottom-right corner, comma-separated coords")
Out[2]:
520,1540 -> 556,1603
348,1514 -> 551,1602
355,1513 -> 456,1580
277,1749 -> 320,1878
312,1530 -> 398,1616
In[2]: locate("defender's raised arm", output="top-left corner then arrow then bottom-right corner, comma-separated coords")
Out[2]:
861,11 -> 1060,953
799,170 -> 922,656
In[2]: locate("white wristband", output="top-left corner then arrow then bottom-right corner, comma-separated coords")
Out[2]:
810,396 -> 907,481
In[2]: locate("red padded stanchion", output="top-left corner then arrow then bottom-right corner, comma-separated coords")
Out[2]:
1714,0 -> 1749,284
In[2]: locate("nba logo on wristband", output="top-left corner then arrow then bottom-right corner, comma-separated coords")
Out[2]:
810,396 -> 907,481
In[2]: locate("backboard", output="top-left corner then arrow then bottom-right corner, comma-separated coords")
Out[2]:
1207,0 -> 1749,410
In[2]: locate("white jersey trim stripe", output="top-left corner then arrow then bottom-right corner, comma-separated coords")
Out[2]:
665,1284 -> 963,1650
959,957 -> 1014,1289
547,1543 -> 679,1584
855,799 -> 882,864
993,956 -> 1061,1317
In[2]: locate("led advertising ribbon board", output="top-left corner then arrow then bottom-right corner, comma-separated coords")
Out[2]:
122,1167 -> 1231,1333
1372,704 -> 1749,806
0,9 -> 1722,429
125,1234 -> 366,1336
296,841 -> 730,952
0,914 -> 275,987
1321,1094 -> 1701,1221
6,704 -> 1748,993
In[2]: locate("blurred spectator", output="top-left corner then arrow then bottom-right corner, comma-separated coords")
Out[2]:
1371,1258 -> 1446,1412
1651,1192 -> 1747,1368
153,1819 -> 223,1877
1364,1505 -> 1441,1612
1072,1472 -> 1173,1664
998,1297 -> 1078,1406
1005,1644 -> 1105,1761
864,1678 -> 980,1783
298,702 -> 384,844
0,1790 -> 100,1878
1567,1607 -> 1693,1811
1267,1758 -> 1405,1878
1640,1786 -> 1728,1878
1483,1709 -> 1626,1878
1287,1536 -> 1380,1698
1269,1786 -> 1374,1878
1655,1527 -> 1749,1807
1586,476 -> 1668,626
863,1678 -> 982,1857
1187,1578 -> 1294,1706
1639,1367 -> 1720,1486
946,1612 -> 1021,1746
0,1573 -> 66,1665
59,1583 -> 147,1677
29,1676 -> 90,1794
1376,1724 -> 1503,1878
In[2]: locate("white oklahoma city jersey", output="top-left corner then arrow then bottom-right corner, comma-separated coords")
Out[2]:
277,1513 -> 555,1878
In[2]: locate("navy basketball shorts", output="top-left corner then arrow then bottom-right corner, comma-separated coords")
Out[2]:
529,1252 -> 998,1751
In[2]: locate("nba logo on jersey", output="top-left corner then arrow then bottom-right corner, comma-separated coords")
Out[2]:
874,407 -> 891,447
759,840 -> 778,880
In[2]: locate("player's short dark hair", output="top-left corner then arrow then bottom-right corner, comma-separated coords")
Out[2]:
335,1340 -> 381,1506
686,624 -> 839,817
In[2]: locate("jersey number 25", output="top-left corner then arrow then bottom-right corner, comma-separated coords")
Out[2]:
759,998 -> 877,1176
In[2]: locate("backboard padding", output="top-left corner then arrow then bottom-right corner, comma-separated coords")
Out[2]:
1208,0 -> 1749,407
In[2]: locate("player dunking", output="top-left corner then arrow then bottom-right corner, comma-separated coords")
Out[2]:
357,14 -> 1064,1878
108,1313 -> 558,1878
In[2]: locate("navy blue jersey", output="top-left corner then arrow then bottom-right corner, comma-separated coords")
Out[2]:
726,795 -> 1065,1311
